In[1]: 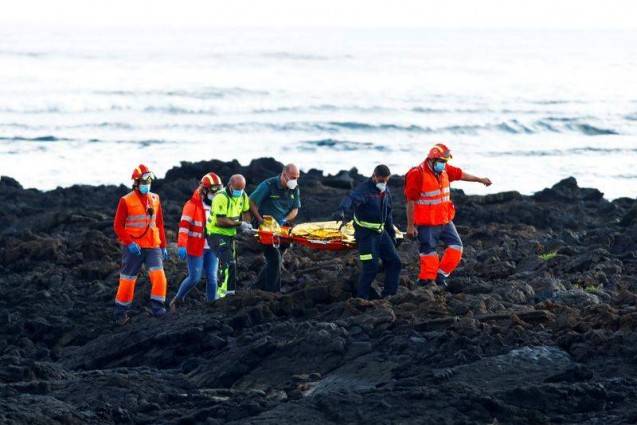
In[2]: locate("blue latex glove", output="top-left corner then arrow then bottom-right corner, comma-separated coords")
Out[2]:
127,243 -> 141,256
178,246 -> 187,260
162,248 -> 169,260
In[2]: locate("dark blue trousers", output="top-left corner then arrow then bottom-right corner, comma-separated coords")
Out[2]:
355,228 -> 402,299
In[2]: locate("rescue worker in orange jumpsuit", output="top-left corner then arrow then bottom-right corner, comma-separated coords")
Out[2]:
404,144 -> 492,288
169,172 -> 223,312
113,164 -> 169,325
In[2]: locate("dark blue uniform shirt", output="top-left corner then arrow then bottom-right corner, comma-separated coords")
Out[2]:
339,179 -> 395,238
250,176 -> 301,225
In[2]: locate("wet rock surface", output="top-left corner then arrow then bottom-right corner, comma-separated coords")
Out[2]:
1,157 -> 637,424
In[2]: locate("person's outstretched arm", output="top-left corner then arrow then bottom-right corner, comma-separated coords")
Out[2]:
460,171 -> 492,186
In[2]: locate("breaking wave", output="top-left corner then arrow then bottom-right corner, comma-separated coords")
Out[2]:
95,86 -> 269,99
488,147 -> 637,157
298,139 -> 390,152
0,135 -> 69,142
0,118 -> 622,138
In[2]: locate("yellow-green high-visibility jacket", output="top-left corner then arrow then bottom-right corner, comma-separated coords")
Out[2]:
206,189 -> 250,237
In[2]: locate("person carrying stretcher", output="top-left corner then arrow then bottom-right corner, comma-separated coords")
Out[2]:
333,165 -> 402,299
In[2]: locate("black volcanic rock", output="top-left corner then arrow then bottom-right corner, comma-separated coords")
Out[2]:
1,158 -> 637,425
0,176 -> 22,190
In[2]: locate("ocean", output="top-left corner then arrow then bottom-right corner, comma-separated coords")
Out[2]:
0,27 -> 636,199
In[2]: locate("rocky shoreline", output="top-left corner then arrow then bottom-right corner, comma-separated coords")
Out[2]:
1,157 -> 637,424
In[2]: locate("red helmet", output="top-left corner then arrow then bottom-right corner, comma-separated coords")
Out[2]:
427,143 -> 452,161
131,164 -> 155,180
201,172 -> 222,188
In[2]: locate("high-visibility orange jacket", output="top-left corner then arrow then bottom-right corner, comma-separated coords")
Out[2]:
113,190 -> 166,248
177,190 -> 207,257
405,162 -> 462,226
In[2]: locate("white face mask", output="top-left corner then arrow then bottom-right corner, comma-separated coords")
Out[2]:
376,182 -> 387,192
286,179 -> 298,190
207,193 -> 215,201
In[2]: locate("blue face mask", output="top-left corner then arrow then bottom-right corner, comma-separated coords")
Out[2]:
139,184 -> 151,194
231,189 -> 243,198
433,161 -> 446,173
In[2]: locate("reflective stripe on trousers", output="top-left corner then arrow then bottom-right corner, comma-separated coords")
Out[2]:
355,228 -> 401,299
416,223 -> 463,279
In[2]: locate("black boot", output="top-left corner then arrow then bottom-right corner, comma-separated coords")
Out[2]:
169,297 -> 182,314
113,305 -> 130,325
435,273 -> 448,289
114,312 -> 129,326
418,279 -> 435,287
151,300 -> 167,317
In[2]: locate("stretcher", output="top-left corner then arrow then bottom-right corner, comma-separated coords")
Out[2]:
255,216 -> 403,251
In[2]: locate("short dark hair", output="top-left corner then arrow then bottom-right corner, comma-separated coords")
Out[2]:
373,164 -> 391,178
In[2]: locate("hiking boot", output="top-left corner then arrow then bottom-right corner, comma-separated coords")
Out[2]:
114,312 -> 130,326
149,299 -> 167,317
169,297 -> 182,314
435,273 -> 448,289
152,307 -> 167,318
